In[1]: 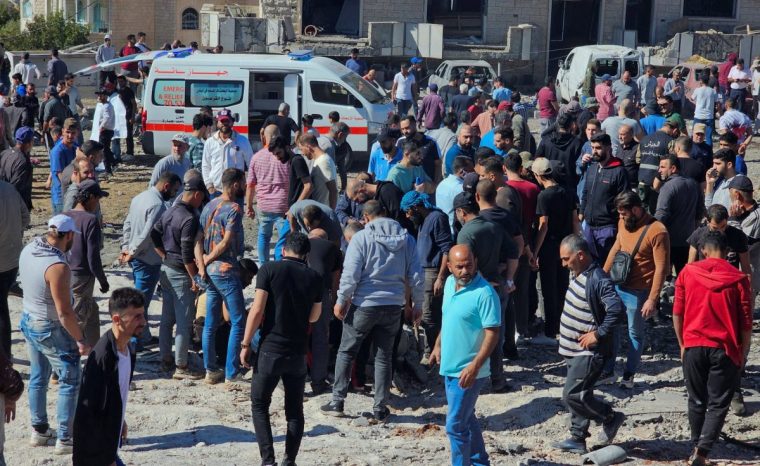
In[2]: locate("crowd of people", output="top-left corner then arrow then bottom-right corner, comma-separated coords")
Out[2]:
0,43 -> 756,466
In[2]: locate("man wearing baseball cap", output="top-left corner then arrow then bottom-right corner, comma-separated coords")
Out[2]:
149,134 -> 192,194
690,122 -> 713,169
0,126 -> 35,209
19,214 -> 90,454
96,34 -> 116,85
201,109 -> 252,196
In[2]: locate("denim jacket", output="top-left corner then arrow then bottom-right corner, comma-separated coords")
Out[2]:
582,262 -> 626,356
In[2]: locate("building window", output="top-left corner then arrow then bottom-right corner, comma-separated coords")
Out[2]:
21,0 -> 32,19
683,0 -> 735,18
181,8 -> 199,30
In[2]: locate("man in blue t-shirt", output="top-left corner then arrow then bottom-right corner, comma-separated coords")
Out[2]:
49,118 -> 79,214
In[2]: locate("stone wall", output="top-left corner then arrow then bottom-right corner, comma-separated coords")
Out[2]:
360,0 -> 426,37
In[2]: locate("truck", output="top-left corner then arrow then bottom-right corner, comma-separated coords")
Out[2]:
555,45 -> 645,103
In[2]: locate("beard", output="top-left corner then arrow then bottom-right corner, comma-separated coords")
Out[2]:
455,275 -> 473,287
624,215 -> 640,232
235,187 -> 246,199
220,126 -> 232,136
410,212 -> 425,229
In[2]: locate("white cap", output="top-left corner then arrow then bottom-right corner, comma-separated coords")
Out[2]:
104,34 -> 111,40
48,214 -> 80,234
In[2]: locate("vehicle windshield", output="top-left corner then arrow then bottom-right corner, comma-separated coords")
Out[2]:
595,59 -> 620,77
341,72 -> 389,104
451,66 -> 493,81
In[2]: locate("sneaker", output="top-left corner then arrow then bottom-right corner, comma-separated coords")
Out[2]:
597,371 -> 616,386
515,333 -> 529,346
310,380 -> 331,396
225,373 -> 247,385
159,358 -> 175,373
531,335 -> 558,346
320,400 -> 344,416
552,437 -> 587,454
598,411 -> 625,445
363,406 -> 390,423
54,438 -> 73,455
490,380 -> 513,393
620,373 -> 634,389
30,427 -> 56,446
688,449 -> 707,466
731,391 -> 747,416
173,366 -> 203,380
204,369 -> 224,385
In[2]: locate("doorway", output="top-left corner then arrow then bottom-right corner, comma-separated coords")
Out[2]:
625,0 -> 652,44
427,0 -> 484,40
302,0 -> 360,36
550,0 -> 601,74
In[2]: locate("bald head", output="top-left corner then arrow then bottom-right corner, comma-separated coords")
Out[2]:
308,228 -> 328,240
263,124 -> 281,146
448,245 -> 476,287
450,244 -> 473,261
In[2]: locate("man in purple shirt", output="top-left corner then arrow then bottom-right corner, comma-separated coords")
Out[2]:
417,83 -> 446,130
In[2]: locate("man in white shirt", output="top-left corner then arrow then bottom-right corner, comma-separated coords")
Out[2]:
297,133 -> 338,209
728,58 -> 752,114
95,35 -> 116,85
95,88 -> 116,174
13,53 -> 41,85
201,109 -> 252,197
391,63 -> 416,117
690,74 -> 718,142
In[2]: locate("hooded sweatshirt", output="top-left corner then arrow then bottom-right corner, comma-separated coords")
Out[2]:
581,156 -> 629,227
537,131 -> 582,195
337,217 -> 424,308
673,257 -> 752,367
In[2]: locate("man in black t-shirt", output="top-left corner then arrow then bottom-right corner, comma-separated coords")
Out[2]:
116,76 -> 136,156
240,232 -> 322,466
261,103 -> 300,146
288,151 -> 312,207
687,204 -> 750,273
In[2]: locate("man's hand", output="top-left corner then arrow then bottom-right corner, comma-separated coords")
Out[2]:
240,346 -> 252,369
5,399 -> 15,423
121,420 -> 128,444
680,346 -> 685,361
99,280 -> 110,294
433,276 -> 445,296
202,254 -> 212,266
77,341 -> 92,357
640,298 -> 658,319
414,182 -> 425,193
119,252 -> 133,264
738,142 -> 748,155
705,167 -> 719,185
44,177 -> 51,189
246,206 -> 255,219
578,331 -> 598,350
333,302 -> 349,320
458,362 -> 480,388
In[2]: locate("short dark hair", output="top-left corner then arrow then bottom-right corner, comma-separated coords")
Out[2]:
65,73 -> 74,80
661,153 -> 680,170
482,157 -> 504,176
239,258 -> 258,284
400,115 -> 416,126
719,132 -> 738,145
504,152 -> 523,173
614,191 -> 642,210
495,126 -> 514,141
302,114 -> 314,126
474,147 -> 496,164
297,132 -> 319,147
590,132 -> 612,146
701,230 -> 728,255
285,231 -> 311,256
192,113 -> 210,130
11,73 -> 21,81
586,118 -> 602,129
442,113 -> 458,129
108,287 -> 146,317
452,155 -> 473,173
706,204 -> 729,223
476,179 -> 497,203
51,48 -> 59,56
127,34 -> 136,41
302,204 -> 324,224
713,148 -> 737,166
221,168 -> 244,189
363,199 -> 386,218
156,171 -> 181,187
386,113 -> 401,126
23,52 -> 29,60
268,136 -> 288,153
402,140 -> 420,155
674,135 -> 692,153
658,94 -> 674,103
328,111 -> 340,121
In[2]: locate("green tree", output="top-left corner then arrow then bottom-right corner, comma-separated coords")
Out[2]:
0,11 -> 89,50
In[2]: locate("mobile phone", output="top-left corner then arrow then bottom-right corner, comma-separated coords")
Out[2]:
710,168 -> 719,178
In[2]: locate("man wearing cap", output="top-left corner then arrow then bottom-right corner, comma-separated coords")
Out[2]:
690,122 -> 713,168
95,34 -> 116,86
345,48 -> 367,76
637,119 -> 679,213
202,109 -> 252,196
0,126 -> 35,210
64,181 -> 110,347
151,177 -> 208,380
728,176 -> 760,296
690,74 -> 718,143
417,83 -> 445,130
367,129 -> 402,181
49,118 -> 79,214
391,63 -> 417,116
637,65 -> 659,115
63,156 -> 95,212
19,214 -> 90,454
262,103 -> 300,146
94,87 -> 116,174
150,134 -> 192,191
595,74 -> 616,122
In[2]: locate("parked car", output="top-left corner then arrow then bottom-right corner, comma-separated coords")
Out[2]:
427,60 -> 497,90
555,45 -> 645,103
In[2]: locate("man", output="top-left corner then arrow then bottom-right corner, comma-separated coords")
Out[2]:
455,191 -> 518,392
61,74 -> 85,130
388,140 -> 432,194
246,131 -> 290,265
202,109 -> 253,196
553,234 -> 626,454
120,172 -> 182,350
470,99 -> 497,137
690,75 -> 718,142
687,204 -> 750,277
95,35 -> 116,85
240,232 -> 322,466
288,199 -> 342,243
417,83 -> 445,130
487,123 -> 514,156
189,113 -> 213,169
297,133 -> 337,208
322,200 -> 423,420
262,103 -> 300,146
391,63 -> 416,116
345,177 -> 413,234
47,49 -> 68,87
671,136 -> 706,187
728,176 -> 760,295
576,119 -> 602,203
152,176 -> 207,380
199,169 -> 247,384
690,123 -> 713,172
62,156 -> 95,213
728,57 -> 752,112
62,140 -> 103,198
601,192 -> 669,387
427,114 -> 458,175
443,124 -> 475,176
581,133 -> 629,263
637,120 -> 678,213
664,69 -> 685,114
367,129 -> 402,181
439,76 -> 460,112
491,76 -> 512,103
0,126 -> 34,210
532,158 -> 578,342
115,75 -> 137,157
673,231 -> 752,466
615,124 -> 640,184
719,53 -> 738,100
655,155 -> 702,274
398,115 -> 441,182
150,134 -> 192,189
637,65 -> 659,115
73,288 -> 145,466
324,122 -> 352,191
658,95 -> 687,136
0,180 -> 29,357
450,84 -> 474,120
577,98 -> 599,140
536,113 -> 582,195
595,74 -> 616,122
41,86 -> 66,133
401,191 -> 453,357
705,148 -> 745,211
718,99 -> 752,175
19,215 -> 91,454
612,71 -> 640,106
14,52 -> 41,85
64,181 -> 110,347
345,48 -> 367,75
601,99 -> 644,155
118,35 -> 139,81
537,77 -> 559,133
429,244 -> 500,465
49,118 -> 79,214
437,156 -> 473,233
93,87 -> 116,174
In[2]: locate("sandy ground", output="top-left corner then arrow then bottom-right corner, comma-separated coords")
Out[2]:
3,120 -> 760,466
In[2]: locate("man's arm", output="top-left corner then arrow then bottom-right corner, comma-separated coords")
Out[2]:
150,221 -> 166,260
87,221 -> 109,290
245,183 -> 256,218
181,218 -> 200,279
240,288 -> 268,368
327,180 -> 338,210
298,176 -> 313,202
458,327 -> 498,388
202,227 -> 235,266
643,231 -> 670,317
46,263 -> 88,351
131,204 -> 163,257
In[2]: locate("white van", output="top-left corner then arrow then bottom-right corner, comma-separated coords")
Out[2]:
76,50 -> 393,156
555,45 -> 645,103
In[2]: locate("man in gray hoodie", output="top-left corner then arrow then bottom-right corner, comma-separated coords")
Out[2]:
322,200 -> 424,421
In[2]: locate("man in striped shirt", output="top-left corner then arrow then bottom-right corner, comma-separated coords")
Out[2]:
554,234 -> 626,454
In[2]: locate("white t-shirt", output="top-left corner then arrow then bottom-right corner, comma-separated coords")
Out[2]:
393,72 -> 416,101
728,66 -> 751,90
118,349 -> 131,438
310,152 -> 337,206
692,86 -> 717,120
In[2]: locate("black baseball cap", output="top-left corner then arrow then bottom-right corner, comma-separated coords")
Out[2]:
452,191 -> 477,210
728,175 -> 753,192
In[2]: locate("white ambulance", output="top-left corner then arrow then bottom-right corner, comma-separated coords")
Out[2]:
76,50 -> 393,156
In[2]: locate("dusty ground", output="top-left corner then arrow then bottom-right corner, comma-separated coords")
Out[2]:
3,120 -> 760,466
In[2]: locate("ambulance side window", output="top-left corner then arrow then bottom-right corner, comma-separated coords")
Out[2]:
310,81 -> 360,107
152,79 -> 186,107
188,81 -> 244,107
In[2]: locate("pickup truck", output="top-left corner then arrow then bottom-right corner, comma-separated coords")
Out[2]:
556,45 -> 644,103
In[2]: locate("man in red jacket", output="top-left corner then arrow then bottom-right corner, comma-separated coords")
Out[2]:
673,230 -> 752,466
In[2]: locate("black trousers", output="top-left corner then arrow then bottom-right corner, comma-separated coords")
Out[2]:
671,245 -> 690,276
513,256 -> 531,336
125,120 -> 134,155
99,129 -> 115,173
538,241 -> 568,338
251,351 -> 307,466
421,268 -> 442,355
683,346 -> 740,455
0,267 -> 16,358
563,353 -> 613,440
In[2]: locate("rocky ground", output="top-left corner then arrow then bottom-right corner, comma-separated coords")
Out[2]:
3,121 -> 760,466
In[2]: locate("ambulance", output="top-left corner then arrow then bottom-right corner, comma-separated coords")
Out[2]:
75,50 -> 393,156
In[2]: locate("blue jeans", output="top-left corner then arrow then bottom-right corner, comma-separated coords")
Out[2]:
273,220 -> 290,261
256,211 -> 285,266
203,271 -> 246,379
51,200 -> 63,215
692,118 -> 714,144
444,376 -> 489,466
604,286 -> 648,376
111,138 -> 122,162
129,259 -> 161,346
19,313 -> 81,441
158,265 -> 196,367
